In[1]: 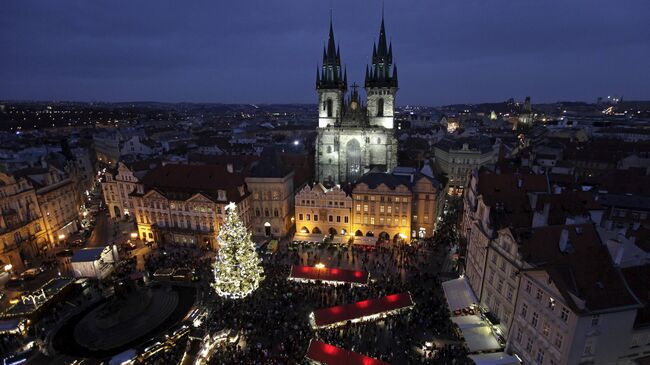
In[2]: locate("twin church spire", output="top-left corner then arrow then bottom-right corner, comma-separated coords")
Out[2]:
316,18 -> 346,90
316,12 -> 398,91
365,17 -> 398,88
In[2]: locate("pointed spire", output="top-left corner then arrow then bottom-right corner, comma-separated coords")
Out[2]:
316,66 -> 320,86
365,65 -> 370,84
377,15 -> 388,60
327,15 -> 337,61
392,64 -> 398,85
388,42 -> 393,63
343,67 -> 347,85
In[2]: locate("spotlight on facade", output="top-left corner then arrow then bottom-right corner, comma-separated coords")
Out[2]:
130,232 -> 138,239
58,234 -> 66,240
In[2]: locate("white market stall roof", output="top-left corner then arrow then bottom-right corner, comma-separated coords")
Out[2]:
442,277 -> 478,312
294,233 -> 327,242
451,315 -> 501,353
71,247 -> 106,263
468,352 -> 521,365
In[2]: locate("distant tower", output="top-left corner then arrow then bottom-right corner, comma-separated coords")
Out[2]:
317,16 -> 347,128
519,96 -> 533,125
365,15 -> 398,129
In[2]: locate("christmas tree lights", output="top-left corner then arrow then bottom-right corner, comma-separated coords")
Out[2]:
213,202 -> 264,299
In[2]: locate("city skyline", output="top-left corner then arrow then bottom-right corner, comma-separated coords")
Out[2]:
2,0 -> 649,106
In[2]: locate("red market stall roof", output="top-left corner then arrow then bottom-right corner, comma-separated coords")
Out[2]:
289,265 -> 369,285
311,293 -> 414,328
305,340 -> 390,365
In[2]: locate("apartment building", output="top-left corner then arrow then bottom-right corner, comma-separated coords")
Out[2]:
246,149 -> 295,238
130,164 -> 250,250
294,183 -> 352,240
0,172 -> 48,271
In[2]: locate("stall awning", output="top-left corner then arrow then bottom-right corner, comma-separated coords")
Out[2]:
293,233 -> 327,242
312,293 -> 414,328
451,315 -> 501,353
289,265 -> 368,285
305,340 -> 390,365
441,277 -> 478,312
468,352 -> 521,365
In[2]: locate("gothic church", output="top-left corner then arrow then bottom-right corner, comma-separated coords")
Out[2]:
315,15 -> 399,185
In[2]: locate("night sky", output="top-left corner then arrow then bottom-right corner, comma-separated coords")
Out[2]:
1,1 -> 649,106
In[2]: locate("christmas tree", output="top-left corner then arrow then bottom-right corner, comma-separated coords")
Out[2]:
213,202 -> 264,299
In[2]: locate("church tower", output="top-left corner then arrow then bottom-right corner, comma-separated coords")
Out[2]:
317,17 -> 347,128
365,15 -> 398,129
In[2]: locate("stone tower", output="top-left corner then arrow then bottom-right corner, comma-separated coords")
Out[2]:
365,16 -> 398,130
315,14 -> 398,185
317,17 -> 347,128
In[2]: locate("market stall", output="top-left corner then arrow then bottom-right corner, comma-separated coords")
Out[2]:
305,340 -> 390,365
310,292 -> 414,328
468,352 -> 521,365
289,265 -> 368,286
451,315 -> 502,353
441,277 -> 478,313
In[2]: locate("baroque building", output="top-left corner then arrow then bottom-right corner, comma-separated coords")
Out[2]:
315,16 -> 398,184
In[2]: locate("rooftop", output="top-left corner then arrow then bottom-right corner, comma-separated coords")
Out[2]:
518,224 -> 639,313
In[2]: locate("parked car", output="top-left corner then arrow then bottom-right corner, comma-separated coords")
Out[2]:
70,239 -> 84,247
20,267 -> 45,280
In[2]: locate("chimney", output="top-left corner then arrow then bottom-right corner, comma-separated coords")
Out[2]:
227,163 -> 234,174
559,228 -> 570,253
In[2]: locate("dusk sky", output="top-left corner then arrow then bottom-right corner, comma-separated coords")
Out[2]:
1,0 -> 649,106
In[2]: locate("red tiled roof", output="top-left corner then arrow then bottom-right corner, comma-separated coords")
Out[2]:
305,340 -> 390,365
477,171 -> 549,229
312,293 -> 414,328
289,265 -> 368,285
141,164 -> 248,203
534,191 -> 603,225
621,264 -> 650,328
519,224 -> 638,312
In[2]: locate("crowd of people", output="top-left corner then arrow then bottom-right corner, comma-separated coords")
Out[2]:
193,227 -> 471,364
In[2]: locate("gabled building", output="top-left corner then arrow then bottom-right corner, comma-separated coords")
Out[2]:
509,224 -> 640,365
246,148 -> 295,238
130,164 -> 250,250
0,172 -> 48,272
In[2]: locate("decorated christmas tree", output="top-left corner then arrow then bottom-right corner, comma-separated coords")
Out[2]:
213,202 -> 264,299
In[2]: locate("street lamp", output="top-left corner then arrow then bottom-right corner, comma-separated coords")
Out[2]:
130,232 -> 138,240
315,263 -> 325,281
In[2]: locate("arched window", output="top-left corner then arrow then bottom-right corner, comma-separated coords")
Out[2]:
255,208 -> 260,217
327,146 -> 332,154
273,208 -> 279,217
327,99 -> 333,117
377,137 -> 381,144
377,98 -> 384,117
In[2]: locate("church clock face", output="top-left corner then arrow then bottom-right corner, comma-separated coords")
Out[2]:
350,100 -> 358,110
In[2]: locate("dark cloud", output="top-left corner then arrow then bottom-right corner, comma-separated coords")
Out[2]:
1,0 -> 649,105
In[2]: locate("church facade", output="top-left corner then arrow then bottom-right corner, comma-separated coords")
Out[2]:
315,16 -> 399,185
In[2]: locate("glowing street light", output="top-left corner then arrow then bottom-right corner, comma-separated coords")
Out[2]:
58,234 -> 66,241
130,232 -> 138,239
315,263 -> 325,281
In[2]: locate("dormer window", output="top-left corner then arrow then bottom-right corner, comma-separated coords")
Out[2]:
217,190 -> 226,201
